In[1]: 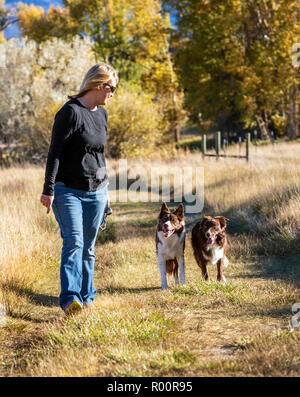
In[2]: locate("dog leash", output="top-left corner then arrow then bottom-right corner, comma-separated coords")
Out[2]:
99,204 -> 113,231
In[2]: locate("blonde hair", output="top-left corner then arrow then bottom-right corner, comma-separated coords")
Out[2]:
68,62 -> 119,99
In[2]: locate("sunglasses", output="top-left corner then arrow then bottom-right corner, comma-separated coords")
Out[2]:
103,83 -> 117,93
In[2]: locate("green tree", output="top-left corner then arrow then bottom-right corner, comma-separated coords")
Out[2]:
168,0 -> 300,139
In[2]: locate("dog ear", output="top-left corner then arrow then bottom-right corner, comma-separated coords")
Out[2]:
215,216 -> 228,230
161,202 -> 170,212
159,202 -> 170,218
173,203 -> 184,220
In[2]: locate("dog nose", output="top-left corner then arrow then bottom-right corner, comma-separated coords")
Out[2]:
205,231 -> 210,237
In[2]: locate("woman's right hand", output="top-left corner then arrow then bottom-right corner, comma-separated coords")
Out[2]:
40,194 -> 54,214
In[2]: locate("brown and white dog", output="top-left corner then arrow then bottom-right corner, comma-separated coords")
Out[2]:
191,216 -> 229,283
156,202 -> 185,290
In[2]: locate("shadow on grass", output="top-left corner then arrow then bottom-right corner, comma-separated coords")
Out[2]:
1,282 -> 59,307
254,306 -> 293,319
98,286 -> 161,295
234,255 -> 300,288
27,292 -> 59,307
228,305 -> 294,322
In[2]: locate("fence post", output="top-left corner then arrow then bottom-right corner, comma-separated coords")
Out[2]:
215,131 -> 221,157
246,132 -> 251,161
201,134 -> 206,156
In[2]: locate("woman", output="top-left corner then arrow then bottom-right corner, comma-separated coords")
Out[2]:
40,63 -> 118,315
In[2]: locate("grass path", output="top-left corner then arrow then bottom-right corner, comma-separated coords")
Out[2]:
1,201 -> 300,377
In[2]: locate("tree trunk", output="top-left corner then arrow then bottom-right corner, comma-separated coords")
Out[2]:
255,114 -> 269,139
174,124 -> 181,142
172,90 -> 181,142
286,84 -> 299,140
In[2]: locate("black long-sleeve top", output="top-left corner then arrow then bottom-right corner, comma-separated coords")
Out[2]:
42,98 -> 109,196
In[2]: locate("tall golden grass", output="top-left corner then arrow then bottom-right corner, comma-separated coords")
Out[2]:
0,140 -> 299,376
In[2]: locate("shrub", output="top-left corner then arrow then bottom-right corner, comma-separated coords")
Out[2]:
0,36 -> 94,151
106,82 -> 164,158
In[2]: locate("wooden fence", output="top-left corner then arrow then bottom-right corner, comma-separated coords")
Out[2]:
201,132 -> 251,161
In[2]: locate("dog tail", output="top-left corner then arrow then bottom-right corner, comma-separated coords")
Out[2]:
166,258 -> 178,277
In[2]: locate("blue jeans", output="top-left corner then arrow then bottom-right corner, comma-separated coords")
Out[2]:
52,182 -> 108,310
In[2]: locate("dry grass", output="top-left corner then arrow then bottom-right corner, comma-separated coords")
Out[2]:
0,140 -> 300,377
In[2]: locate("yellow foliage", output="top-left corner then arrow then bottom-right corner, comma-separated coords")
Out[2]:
16,0 -> 176,97
18,4 -> 44,24
106,83 -> 163,158
17,4 -> 73,42
17,4 -> 46,42
271,113 -> 286,136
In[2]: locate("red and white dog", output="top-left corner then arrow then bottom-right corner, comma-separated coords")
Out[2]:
156,202 -> 186,290
191,216 -> 229,283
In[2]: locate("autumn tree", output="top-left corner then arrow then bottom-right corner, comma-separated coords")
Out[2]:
0,0 -> 18,42
242,0 -> 300,139
168,0 -> 300,139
